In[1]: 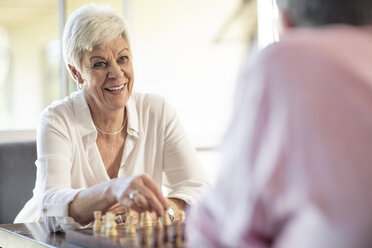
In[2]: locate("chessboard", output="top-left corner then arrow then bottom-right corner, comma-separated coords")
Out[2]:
65,211 -> 186,248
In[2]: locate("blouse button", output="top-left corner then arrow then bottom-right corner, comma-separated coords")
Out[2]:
120,163 -> 125,169
42,208 -> 47,214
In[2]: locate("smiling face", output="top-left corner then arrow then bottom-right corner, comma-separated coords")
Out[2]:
73,36 -> 134,114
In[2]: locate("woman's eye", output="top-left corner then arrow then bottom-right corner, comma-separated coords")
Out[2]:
93,61 -> 106,68
118,56 -> 128,63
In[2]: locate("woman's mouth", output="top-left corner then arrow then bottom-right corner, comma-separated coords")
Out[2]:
105,83 -> 126,92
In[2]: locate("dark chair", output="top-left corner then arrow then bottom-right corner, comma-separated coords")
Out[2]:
0,141 -> 37,224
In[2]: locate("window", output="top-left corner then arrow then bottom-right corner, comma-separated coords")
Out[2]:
0,1 -> 59,130
257,0 -> 280,49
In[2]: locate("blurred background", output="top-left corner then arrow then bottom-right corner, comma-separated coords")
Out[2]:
0,0 -> 279,183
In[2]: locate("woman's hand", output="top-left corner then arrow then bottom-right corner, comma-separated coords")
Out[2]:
110,174 -> 168,216
68,174 -> 167,225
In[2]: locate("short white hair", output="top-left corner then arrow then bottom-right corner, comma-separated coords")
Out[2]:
63,4 -> 130,71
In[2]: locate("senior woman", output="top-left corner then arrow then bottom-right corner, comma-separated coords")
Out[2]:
15,4 -> 208,231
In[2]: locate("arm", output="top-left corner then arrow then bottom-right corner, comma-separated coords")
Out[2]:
161,101 -> 210,210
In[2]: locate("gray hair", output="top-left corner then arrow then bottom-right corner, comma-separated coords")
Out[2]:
63,4 -> 130,71
276,0 -> 372,27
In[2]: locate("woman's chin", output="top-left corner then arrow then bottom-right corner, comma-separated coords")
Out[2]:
104,93 -> 130,109
112,100 -> 129,110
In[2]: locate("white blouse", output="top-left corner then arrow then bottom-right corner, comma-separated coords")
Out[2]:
15,90 -> 208,231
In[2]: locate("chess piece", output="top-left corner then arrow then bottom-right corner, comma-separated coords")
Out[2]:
143,211 -> 152,228
125,213 -> 131,230
174,216 -> 184,247
128,221 -> 137,234
156,216 -> 163,231
179,211 -> 186,242
179,210 -> 186,223
173,211 -> 185,248
101,215 -> 107,234
154,216 -> 164,247
139,212 -> 145,227
125,214 -> 137,234
163,211 -> 171,226
105,212 -> 118,237
163,212 -> 173,243
121,212 -> 138,247
142,211 -> 153,237
93,211 -> 102,232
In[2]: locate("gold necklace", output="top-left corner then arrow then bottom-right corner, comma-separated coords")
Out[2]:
95,117 -> 127,135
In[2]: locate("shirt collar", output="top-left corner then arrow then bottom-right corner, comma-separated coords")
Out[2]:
72,91 -> 97,147
125,93 -> 140,138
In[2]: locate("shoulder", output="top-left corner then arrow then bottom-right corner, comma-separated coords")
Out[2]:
258,30 -> 318,68
130,91 -> 176,116
39,91 -> 82,125
262,25 -> 368,63
254,27 -> 354,87
131,92 -> 166,107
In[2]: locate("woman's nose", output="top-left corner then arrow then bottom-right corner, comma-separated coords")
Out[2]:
107,63 -> 124,79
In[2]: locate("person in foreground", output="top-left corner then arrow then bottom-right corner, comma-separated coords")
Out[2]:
15,4 -> 208,231
188,0 -> 372,247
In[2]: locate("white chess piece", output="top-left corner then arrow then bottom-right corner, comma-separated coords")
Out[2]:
93,211 -> 102,232
105,212 -> 118,237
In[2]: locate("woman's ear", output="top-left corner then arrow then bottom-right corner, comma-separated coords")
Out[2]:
68,64 -> 84,84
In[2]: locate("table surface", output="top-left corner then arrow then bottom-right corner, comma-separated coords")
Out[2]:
0,222 -> 72,248
0,221 -> 186,248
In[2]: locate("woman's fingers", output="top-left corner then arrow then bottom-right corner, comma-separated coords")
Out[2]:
141,174 -> 168,209
131,175 -> 166,215
107,203 -> 127,215
136,185 -> 165,216
123,191 -> 153,214
116,174 -> 167,215
128,203 -> 145,213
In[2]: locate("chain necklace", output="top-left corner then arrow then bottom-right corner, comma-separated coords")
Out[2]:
95,117 -> 127,135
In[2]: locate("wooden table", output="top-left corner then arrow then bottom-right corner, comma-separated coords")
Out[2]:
0,222 -> 71,248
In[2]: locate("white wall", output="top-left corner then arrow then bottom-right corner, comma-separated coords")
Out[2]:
130,0 -> 246,148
